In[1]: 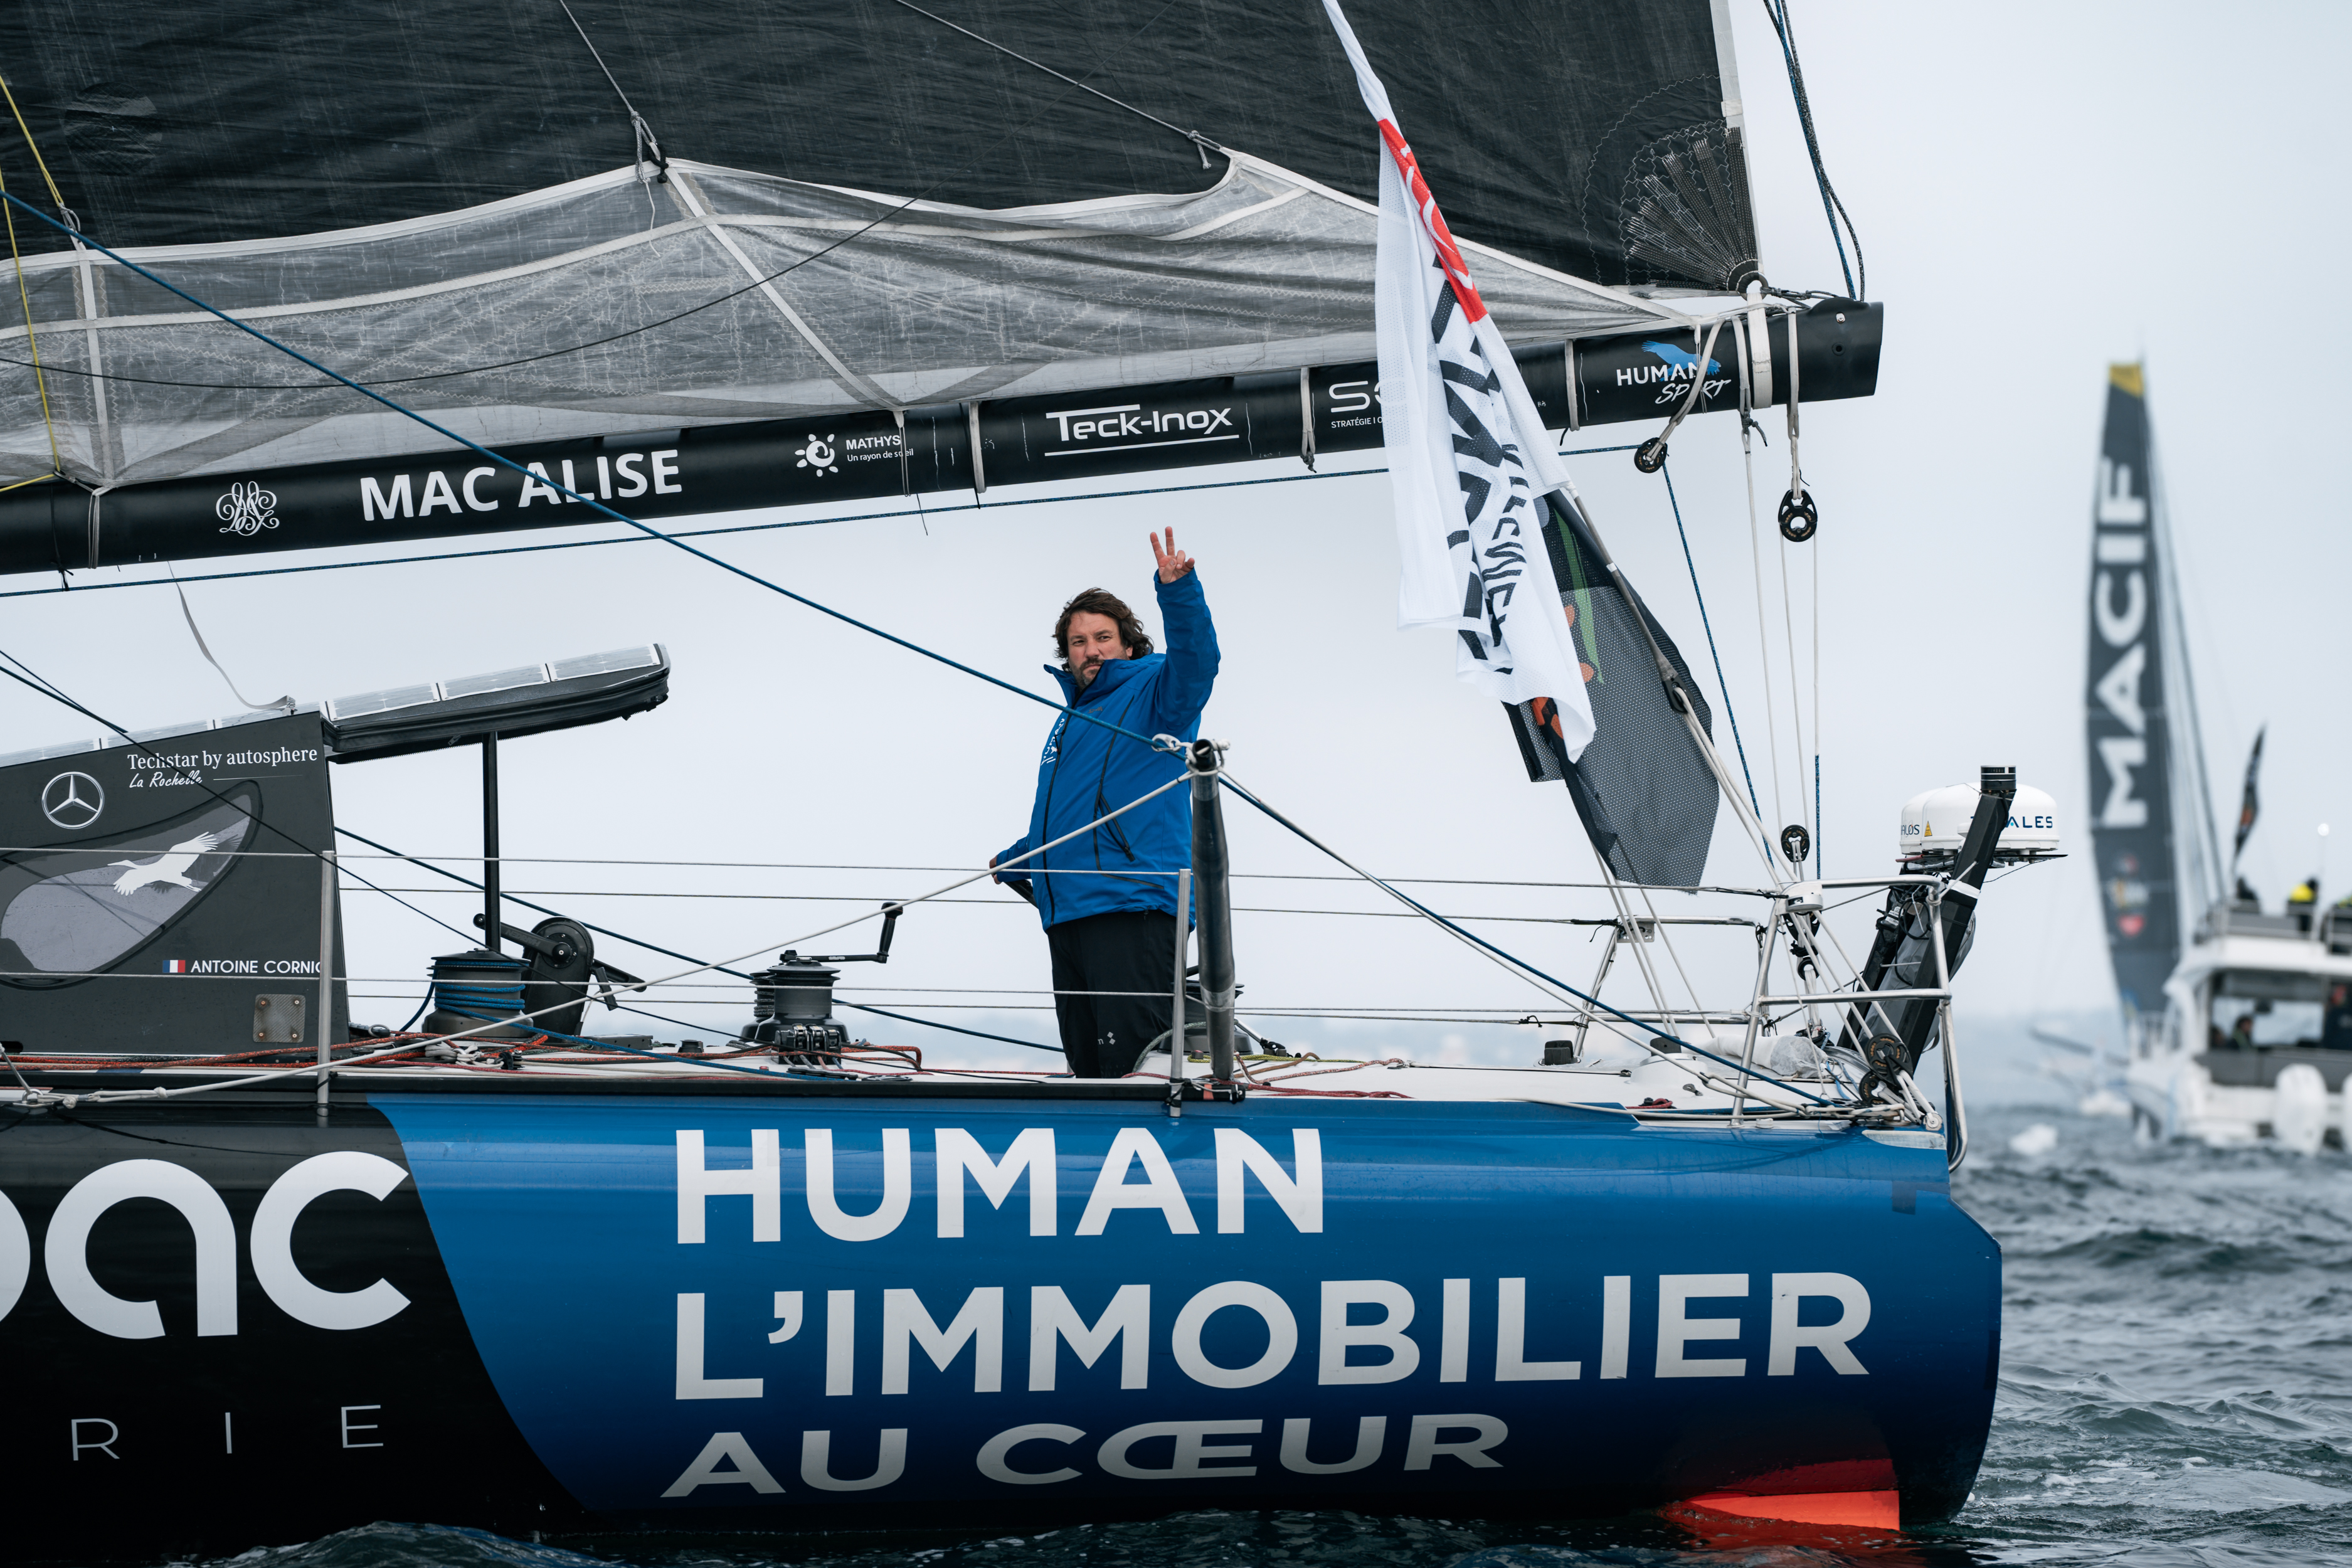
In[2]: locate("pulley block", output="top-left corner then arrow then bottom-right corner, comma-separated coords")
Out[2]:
1779,823 -> 1812,865
1777,487 -> 1818,541
1633,437 -> 1669,474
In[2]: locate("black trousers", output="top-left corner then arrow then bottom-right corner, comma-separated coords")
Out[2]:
1046,909 -> 1179,1078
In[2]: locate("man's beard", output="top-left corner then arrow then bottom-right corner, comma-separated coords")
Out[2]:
1075,659 -> 1104,688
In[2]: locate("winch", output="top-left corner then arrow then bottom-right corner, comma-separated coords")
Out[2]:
427,916 -> 648,1041
742,903 -> 901,1063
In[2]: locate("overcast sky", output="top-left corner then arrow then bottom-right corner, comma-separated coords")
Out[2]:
3,0 -> 2344,1065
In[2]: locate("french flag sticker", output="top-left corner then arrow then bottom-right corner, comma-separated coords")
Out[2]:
163,960 -> 189,973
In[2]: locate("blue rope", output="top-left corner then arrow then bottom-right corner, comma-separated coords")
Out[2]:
432,975 -> 528,1022
0,192 -> 1158,752
0,466 -> 1385,601
3,453 -> 1663,608
1215,775 -> 1832,1107
1658,462 -> 1761,820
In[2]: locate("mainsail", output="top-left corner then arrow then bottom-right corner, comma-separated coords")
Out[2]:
2085,364 -> 2180,1018
0,0 -> 1880,572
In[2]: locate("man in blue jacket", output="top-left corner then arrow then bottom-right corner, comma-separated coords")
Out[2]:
992,529 -> 1219,1076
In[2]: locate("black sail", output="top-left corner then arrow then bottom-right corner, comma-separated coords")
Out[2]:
2085,364 -> 2178,1019
9,0 -> 1749,284
1505,495 -> 1718,887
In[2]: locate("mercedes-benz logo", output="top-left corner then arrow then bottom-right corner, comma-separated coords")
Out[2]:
41,771 -> 104,830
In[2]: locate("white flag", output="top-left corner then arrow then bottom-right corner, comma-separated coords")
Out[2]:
1322,0 -> 1596,761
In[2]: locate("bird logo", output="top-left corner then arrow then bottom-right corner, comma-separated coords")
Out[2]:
108,830 -> 230,897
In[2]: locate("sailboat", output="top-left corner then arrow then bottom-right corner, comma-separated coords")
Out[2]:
2088,370 -> 2352,1147
0,0 -> 2041,1552
2082,368 -> 2352,1150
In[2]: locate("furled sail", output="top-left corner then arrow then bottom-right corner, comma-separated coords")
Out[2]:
1506,497 -> 1718,886
2085,364 -> 2179,1019
0,0 -> 1881,569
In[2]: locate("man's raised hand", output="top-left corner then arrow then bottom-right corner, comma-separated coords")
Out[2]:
1150,527 -> 1195,583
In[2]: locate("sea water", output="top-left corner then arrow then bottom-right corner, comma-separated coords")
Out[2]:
76,1102 -> 2352,1567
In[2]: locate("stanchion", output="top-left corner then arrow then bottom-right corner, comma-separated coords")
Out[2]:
315,849 -> 337,1117
1166,867 -> 1191,1115
1187,739 -> 1236,1087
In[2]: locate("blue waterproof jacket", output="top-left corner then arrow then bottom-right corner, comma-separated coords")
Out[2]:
996,573 -> 1219,928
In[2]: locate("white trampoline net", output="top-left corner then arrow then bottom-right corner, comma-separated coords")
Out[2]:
0,154 -> 1680,488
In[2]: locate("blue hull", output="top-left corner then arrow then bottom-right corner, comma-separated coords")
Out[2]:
0,1085 -> 1995,1552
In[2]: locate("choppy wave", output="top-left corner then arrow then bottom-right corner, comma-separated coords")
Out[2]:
93,1108 -> 2352,1568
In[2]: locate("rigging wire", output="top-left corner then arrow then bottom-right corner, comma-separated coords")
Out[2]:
2145,410 -> 2228,910
1813,501 -> 1823,876
1777,500 -> 1807,830
0,190 -> 1166,754
0,452 -> 1636,603
886,0 -> 1223,167
0,144 -> 62,480
554,0 -> 669,226
1660,462 -> 1759,818
1737,364 -> 1786,834
0,73 -> 74,226
1759,0 -> 1864,300
1216,773 -> 1832,1106
0,471 -> 1357,598
0,843 -> 1758,895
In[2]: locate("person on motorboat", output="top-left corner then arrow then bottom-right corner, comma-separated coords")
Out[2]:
990,529 -> 1219,1077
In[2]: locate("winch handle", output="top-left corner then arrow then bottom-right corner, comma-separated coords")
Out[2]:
472,912 -> 574,964
807,902 -> 904,966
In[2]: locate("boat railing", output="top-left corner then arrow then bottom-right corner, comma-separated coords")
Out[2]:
2202,904 -> 2323,943
2,820 -> 1972,1165
0,836 -> 1796,1058
1728,874 -> 1968,1163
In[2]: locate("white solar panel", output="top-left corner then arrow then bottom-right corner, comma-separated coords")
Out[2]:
549,647 -> 663,681
442,664 -> 552,699
324,683 -> 440,721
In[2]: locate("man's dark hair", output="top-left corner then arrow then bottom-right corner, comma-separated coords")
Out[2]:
1053,588 -> 1153,667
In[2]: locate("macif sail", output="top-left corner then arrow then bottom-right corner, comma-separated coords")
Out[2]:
0,0 -> 1878,574
2085,363 -> 2180,1019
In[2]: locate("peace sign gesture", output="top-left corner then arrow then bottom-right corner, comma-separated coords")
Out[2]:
1150,527 -> 1195,583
